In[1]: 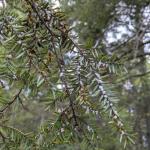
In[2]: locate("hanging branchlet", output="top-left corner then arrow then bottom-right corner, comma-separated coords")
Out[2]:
0,0 -> 134,149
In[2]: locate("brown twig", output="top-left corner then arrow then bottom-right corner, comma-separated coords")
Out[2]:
0,130 -> 7,142
0,88 -> 22,113
25,0 -> 78,127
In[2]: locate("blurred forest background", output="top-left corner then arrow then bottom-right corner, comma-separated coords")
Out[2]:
0,0 -> 150,150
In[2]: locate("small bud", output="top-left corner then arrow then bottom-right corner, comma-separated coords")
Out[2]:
61,128 -> 64,133
60,72 -> 63,77
6,54 -> 12,59
17,40 -> 22,44
113,115 -> 118,120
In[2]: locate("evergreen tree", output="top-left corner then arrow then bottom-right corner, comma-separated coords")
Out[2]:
1,0 -> 148,149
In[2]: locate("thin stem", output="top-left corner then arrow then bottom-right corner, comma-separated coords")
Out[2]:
0,88 -> 22,113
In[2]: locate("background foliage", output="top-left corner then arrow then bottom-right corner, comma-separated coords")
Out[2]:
0,0 -> 150,149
